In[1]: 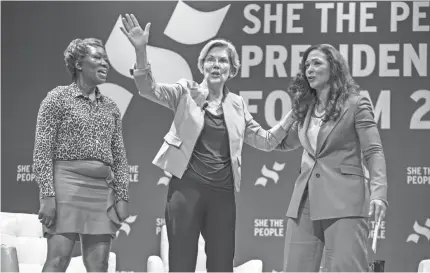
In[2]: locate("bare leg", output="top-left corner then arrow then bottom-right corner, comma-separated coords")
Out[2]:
80,234 -> 112,272
42,233 -> 77,272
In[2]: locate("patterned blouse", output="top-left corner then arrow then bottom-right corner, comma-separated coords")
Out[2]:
33,82 -> 129,201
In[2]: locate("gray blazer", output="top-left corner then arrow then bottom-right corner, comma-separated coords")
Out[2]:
133,64 -> 288,192
277,94 -> 387,220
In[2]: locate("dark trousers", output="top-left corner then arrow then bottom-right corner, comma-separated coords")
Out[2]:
165,176 -> 236,272
283,191 -> 369,272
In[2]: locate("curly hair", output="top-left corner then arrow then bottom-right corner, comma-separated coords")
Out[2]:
288,44 -> 360,126
197,38 -> 241,79
63,38 -> 106,81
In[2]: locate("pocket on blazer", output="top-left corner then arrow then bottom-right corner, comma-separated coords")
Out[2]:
340,164 -> 365,177
163,132 -> 183,148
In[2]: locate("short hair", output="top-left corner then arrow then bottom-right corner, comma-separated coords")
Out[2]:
197,38 -> 241,79
63,38 -> 105,81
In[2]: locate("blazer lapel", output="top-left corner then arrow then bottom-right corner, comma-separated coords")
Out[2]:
221,94 -> 236,138
298,104 -> 315,158
315,104 -> 349,155
220,87 -> 242,152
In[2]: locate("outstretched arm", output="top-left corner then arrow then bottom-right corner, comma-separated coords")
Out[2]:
122,13 -> 185,111
274,121 -> 301,152
242,96 -> 296,151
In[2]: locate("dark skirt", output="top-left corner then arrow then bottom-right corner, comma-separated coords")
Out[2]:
43,160 -> 122,239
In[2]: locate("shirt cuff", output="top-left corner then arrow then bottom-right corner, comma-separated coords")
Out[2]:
40,192 -> 55,200
115,194 -> 129,203
279,110 -> 295,131
371,198 -> 388,207
130,63 -> 151,77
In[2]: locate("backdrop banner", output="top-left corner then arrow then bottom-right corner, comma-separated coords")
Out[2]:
2,1 -> 429,272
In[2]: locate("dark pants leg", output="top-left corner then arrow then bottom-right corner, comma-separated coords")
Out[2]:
201,189 -> 236,272
283,192 -> 324,272
322,217 -> 369,272
165,177 -> 203,272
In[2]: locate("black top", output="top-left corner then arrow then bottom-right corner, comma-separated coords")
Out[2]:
184,110 -> 234,191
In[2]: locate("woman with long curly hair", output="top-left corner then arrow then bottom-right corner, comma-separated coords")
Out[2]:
277,44 -> 388,272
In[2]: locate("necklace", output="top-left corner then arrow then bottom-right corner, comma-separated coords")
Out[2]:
313,106 -> 325,118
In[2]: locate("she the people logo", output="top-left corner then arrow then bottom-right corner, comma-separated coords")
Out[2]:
255,161 -> 286,187
116,215 -> 138,237
100,0 -> 230,119
406,218 -> 430,243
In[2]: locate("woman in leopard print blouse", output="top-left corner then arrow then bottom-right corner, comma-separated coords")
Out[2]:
33,38 -> 129,272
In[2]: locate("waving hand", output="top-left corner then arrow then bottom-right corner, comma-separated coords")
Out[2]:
120,13 -> 151,49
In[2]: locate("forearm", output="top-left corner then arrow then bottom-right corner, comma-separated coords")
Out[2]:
274,132 -> 301,152
269,111 -> 301,151
33,92 -> 61,199
365,148 -> 388,205
111,117 -> 130,202
112,159 -> 129,202
245,111 -> 296,151
267,110 -> 297,149
113,177 -> 129,202
135,45 -> 148,69
244,123 -> 284,151
132,44 -> 155,98
133,45 -> 159,100
36,178 -> 56,199
277,110 -> 296,131
132,63 -> 183,110
133,64 -> 157,99
33,120 -> 56,199
33,153 -> 55,199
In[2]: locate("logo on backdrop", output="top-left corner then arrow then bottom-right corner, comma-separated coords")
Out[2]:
254,161 -> 286,187
406,218 -> 430,244
406,166 -> 430,185
157,171 -> 173,186
129,165 -> 140,183
116,214 -> 138,237
100,0 -> 230,118
16,164 -> 36,183
18,164 -> 140,184
254,218 -> 285,237
156,217 -> 166,235
369,220 -> 386,240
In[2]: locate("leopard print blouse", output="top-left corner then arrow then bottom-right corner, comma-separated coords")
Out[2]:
33,82 -> 129,201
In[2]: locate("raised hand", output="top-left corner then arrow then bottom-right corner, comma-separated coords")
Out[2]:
120,13 -> 151,50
